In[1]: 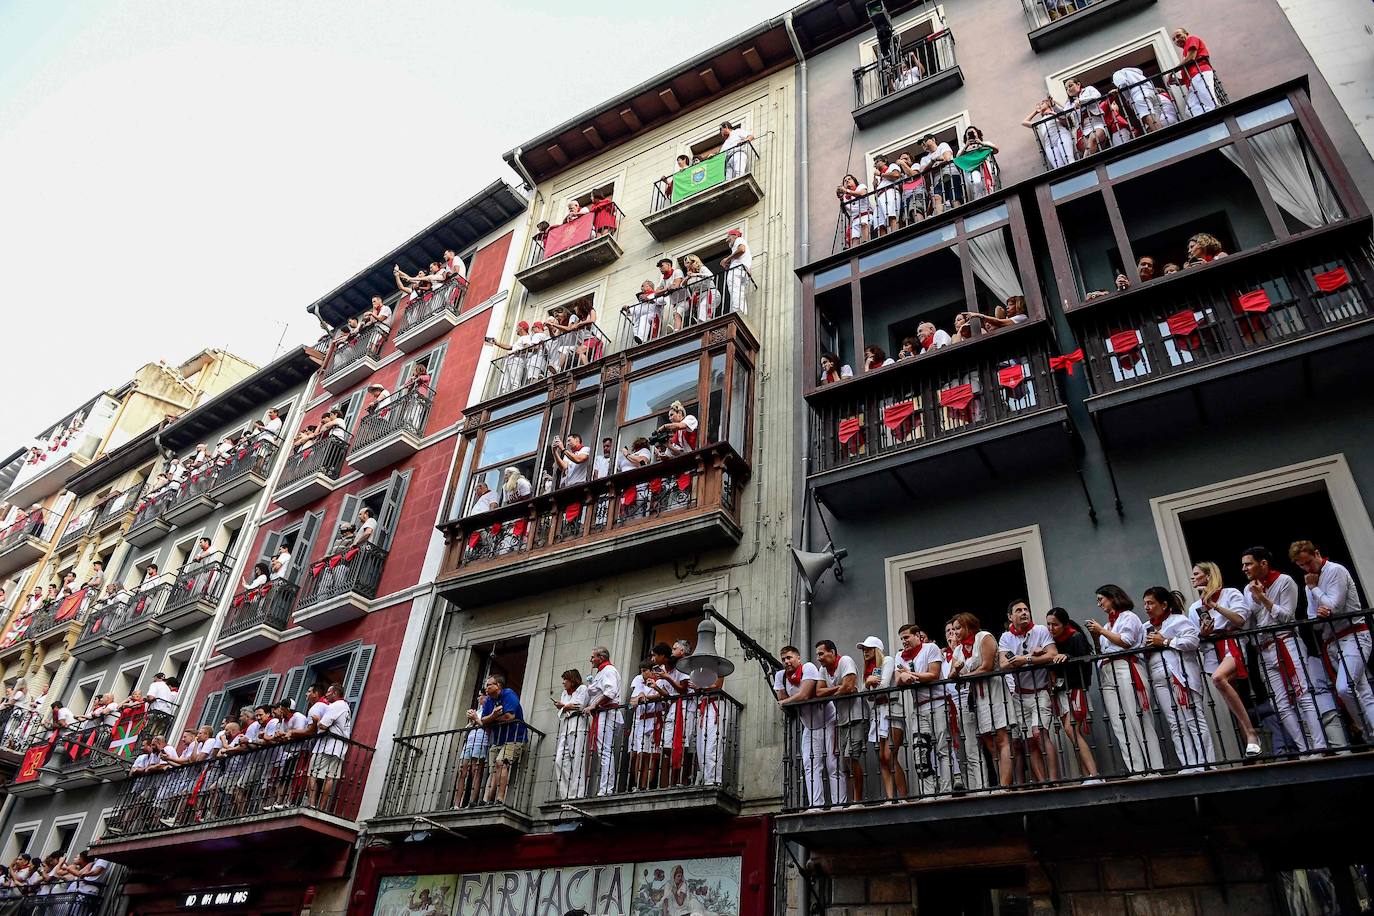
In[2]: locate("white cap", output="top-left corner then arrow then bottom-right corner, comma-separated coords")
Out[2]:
857,636 -> 884,652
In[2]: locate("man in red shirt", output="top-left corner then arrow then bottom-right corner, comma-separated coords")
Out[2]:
1172,28 -> 1219,115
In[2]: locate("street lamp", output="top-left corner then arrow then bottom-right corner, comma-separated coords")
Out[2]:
676,602 -> 783,688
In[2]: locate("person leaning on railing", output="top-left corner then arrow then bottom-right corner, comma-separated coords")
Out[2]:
836,174 -> 873,247
1142,587 -> 1215,773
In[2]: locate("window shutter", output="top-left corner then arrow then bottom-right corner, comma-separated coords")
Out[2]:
197,691 -> 224,728
261,529 -> 283,565
343,644 -> 376,713
377,471 -> 411,550
290,511 -> 324,584
414,344 -> 446,385
329,495 -> 361,555
279,666 -> 309,712
253,674 -> 282,708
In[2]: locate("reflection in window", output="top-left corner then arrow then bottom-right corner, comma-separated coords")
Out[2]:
625,362 -> 700,421
477,413 -> 543,470
729,358 -> 751,454
707,354 -> 726,445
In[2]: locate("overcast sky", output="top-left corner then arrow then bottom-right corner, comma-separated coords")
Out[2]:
0,0 -> 787,446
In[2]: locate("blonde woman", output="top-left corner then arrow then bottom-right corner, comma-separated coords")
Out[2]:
1183,232 -> 1227,269
1187,561 -> 1259,755
501,466 -> 531,505
860,636 -> 908,801
682,254 -> 718,324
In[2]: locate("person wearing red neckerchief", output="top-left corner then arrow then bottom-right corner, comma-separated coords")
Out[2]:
1143,587 -> 1214,773
941,622 -> 966,790
1085,585 -> 1163,775
652,642 -> 694,788
894,623 -> 953,797
1186,562 -> 1259,756
949,612 -> 1012,790
582,646 -> 623,796
859,636 -> 907,802
625,660 -> 659,793
1290,540 -> 1374,739
1241,547 -> 1327,754
1043,608 -> 1101,783
813,639 -> 865,805
999,600 -> 1060,785
774,645 -> 837,809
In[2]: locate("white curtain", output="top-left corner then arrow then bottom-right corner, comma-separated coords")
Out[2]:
957,229 -> 1024,303
1221,123 -> 1342,229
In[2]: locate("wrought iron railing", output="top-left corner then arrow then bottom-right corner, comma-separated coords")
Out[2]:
210,439 -> 278,493
101,584 -> 174,640
1023,0 -> 1132,30
27,589 -> 95,642
852,31 -> 958,109
398,277 -> 468,332
323,320 -> 389,378
379,722 -> 545,818
164,556 -> 236,616
296,541 -> 388,611
276,435 -> 347,490
525,203 -> 625,269
0,507 -> 52,552
57,507 -> 97,550
487,323 -> 613,397
94,486 -> 140,529
618,265 -> 756,349
650,142 -> 760,212
836,150 -> 1001,252
219,580 -> 298,640
98,734 -> 374,839
74,597 -> 132,647
808,337 -> 1061,473
0,705 -> 45,754
1028,59 -> 1227,171
353,389 -> 432,451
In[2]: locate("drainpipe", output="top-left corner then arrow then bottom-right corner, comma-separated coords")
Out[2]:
509,147 -> 541,205
783,12 -> 809,266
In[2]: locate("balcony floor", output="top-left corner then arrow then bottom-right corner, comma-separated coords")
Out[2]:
851,65 -> 964,129
215,623 -> 286,658
541,784 -> 742,823
515,235 -> 623,293
0,536 -> 48,579
368,804 -> 533,837
641,174 -> 765,241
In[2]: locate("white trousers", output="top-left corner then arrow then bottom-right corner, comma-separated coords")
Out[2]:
695,699 -> 722,786
1099,659 -> 1162,773
1261,635 -> 1327,752
1186,71 -> 1219,116
726,270 -> 749,315
1152,682 -> 1214,769
910,698 -> 953,796
554,720 -> 589,799
955,690 -> 987,791
796,723 -> 838,808
1325,629 -> 1374,735
590,713 -> 620,795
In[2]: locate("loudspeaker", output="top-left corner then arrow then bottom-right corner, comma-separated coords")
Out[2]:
792,543 -> 848,595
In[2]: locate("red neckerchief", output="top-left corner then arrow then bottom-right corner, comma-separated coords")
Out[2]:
942,646 -> 954,662
863,658 -> 877,680
900,645 -> 920,662
1107,609 -> 1121,627
822,369 -> 838,383
1009,622 -> 1030,638
1203,589 -> 1221,607
1261,569 -> 1281,589
821,656 -> 839,675
785,665 -> 803,686
1148,610 -> 1168,628
594,660 -> 611,672
919,336 -> 933,353
1057,624 -> 1079,645
960,636 -> 976,657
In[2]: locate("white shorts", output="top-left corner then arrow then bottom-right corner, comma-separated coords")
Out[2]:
1010,687 -> 1055,732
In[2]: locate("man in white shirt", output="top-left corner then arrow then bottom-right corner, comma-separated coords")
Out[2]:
917,133 -> 962,214
308,684 -> 352,808
146,674 -> 175,720
583,646 -> 622,796
917,322 -> 951,354
268,698 -> 309,810
271,544 -> 292,581
1241,546 -> 1327,753
999,600 -> 1060,784
1291,540 -> 1374,737
364,384 -> 393,417
470,481 -> 499,515
285,685 -> 334,809
720,229 -> 752,315
592,438 -> 613,479
718,120 -> 754,180
50,701 -> 76,730
774,645 -> 838,809
893,624 -> 954,796
259,408 -> 284,443
653,258 -> 687,331
812,639 -> 864,804
351,508 -> 378,553
552,433 -> 591,488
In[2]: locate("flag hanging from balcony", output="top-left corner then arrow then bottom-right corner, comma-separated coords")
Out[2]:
1166,309 -> 1199,338
881,400 -> 917,433
671,154 -> 728,203
997,365 -> 1026,389
541,213 -> 596,258
938,383 -> 976,411
66,727 -> 101,762
1109,330 -> 1141,354
108,715 -> 145,760
621,488 -> 637,509
467,531 -> 481,551
1313,267 -> 1350,293
511,518 -> 527,539
53,587 -> 88,622
1237,289 -> 1272,313
13,731 -> 58,784
564,504 -> 580,523
952,146 -> 996,191
837,416 -> 862,444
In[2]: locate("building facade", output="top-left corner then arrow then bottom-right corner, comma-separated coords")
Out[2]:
784,0 -> 1374,913
345,22 -> 803,916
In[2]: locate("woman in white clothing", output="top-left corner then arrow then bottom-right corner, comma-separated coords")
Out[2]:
836,175 -> 872,247
950,612 -> 1012,789
1187,562 -> 1260,755
1023,98 -> 1077,170
1085,584 -> 1163,775
553,669 -> 590,799
501,466 -> 532,505
871,156 -> 904,236
1143,587 -> 1214,772
860,636 -> 908,801
682,254 -> 719,324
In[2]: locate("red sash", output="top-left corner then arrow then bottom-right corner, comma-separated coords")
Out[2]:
1270,635 -> 1304,697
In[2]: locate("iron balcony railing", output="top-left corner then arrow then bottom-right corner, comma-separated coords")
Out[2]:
1074,241 -> 1373,396
488,323 -> 613,398
27,589 -> 96,642
0,705 -> 46,754
57,507 -> 97,550
852,31 -> 958,109
323,320 -> 389,378
0,507 -> 52,552
219,580 -> 298,640
94,486 -> 140,529
277,435 -> 348,490
525,202 -> 626,270
353,388 -> 433,451
4,891 -> 107,915
100,583 -> 174,640
836,150 -> 1001,252
618,265 -> 756,349
1028,58 -> 1227,172
99,734 -> 375,840
552,689 -> 743,802
1023,0 -> 1133,30
164,555 -> 236,616
128,462 -> 219,529
397,276 -> 468,333
779,608 -> 1374,811
650,141 -> 760,212
296,541 -> 388,611
378,722 -> 545,819
75,596 -> 132,647
809,337 -> 1062,474
210,438 -> 278,493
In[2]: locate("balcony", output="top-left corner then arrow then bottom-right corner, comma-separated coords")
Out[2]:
93,735 -> 373,873
55,505 -> 97,551
5,891 -> 106,914
272,436 -> 347,511
835,151 -> 1002,254
615,265 -> 755,350
440,447 -> 746,607
0,707 -> 47,764
1023,0 -> 1157,50
92,485 -> 139,537
1028,59 -> 1227,172
774,610 -> 1374,858
320,321 -> 388,394
26,588 -> 94,644
515,203 -> 625,292
162,466 -> 221,528
41,723 -> 129,790
347,389 -> 432,474
642,143 -> 764,241
4,409 -> 108,508
851,32 -> 962,128
543,689 -> 743,821
208,440 -> 278,505
215,581 -> 298,658
394,278 -> 468,352
486,323 -> 613,399
372,723 -> 545,835
159,555 -> 236,631
292,541 -> 387,632
123,490 -> 177,548
70,597 -> 132,661
0,508 -> 56,579
102,583 -> 172,648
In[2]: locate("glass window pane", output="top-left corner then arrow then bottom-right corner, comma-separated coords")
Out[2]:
963,203 -> 1009,234
1050,172 -> 1098,201
624,361 -> 700,421
1105,123 -> 1230,180
729,359 -> 751,455
474,412 -> 543,470
814,263 -> 852,288
489,392 -> 546,422
857,224 -> 956,273
632,339 -> 699,372
706,354 -> 726,445
1237,99 -> 1294,131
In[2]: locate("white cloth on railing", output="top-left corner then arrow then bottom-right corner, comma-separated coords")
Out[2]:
1219,122 -> 1342,229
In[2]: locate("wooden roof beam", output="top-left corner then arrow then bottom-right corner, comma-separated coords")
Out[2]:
698,67 -> 722,93
582,126 -> 604,149
619,107 -> 643,132
546,144 -> 568,166
742,47 -> 764,73
659,88 -> 681,112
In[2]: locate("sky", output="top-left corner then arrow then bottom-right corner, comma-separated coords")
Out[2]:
0,0 -> 788,446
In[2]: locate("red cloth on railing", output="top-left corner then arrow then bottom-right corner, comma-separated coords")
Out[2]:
1049,349 -> 1084,375
1313,267 -> 1350,292
467,531 -> 481,551
1237,289 -> 1272,313
564,504 -> 580,522
542,213 -> 595,258
488,524 -> 502,538
676,472 -> 692,492
938,383 -> 976,411
343,547 -> 360,563
1108,330 -> 1140,354
621,488 -> 637,509
1166,309 -> 1199,337
512,518 -> 527,538
328,554 -> 343,570
649,478 -> 663,495
837,416 -> 862,444
312,559 -> 328,577
997,365 -> 1025,389
882,400 -> 917,433
53,588 -> 88,622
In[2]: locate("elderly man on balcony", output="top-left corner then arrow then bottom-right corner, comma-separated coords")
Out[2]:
583,646 -> 622,796
720,229 -> 752,315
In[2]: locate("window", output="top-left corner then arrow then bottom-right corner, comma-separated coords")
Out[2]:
200,669 -> 282,728
565,181 -> 616,212
401,343 -> 446,393
280,642 -> 376,716
113,661 -> 146,703
333,390 -> 365,434
620,362 -> 701,455
639,601 -> 707,661
44,817 -> 84,860
463,412 -> 544,516
729,357 -> 751,454
466,636 -> 531,705
332,469 -> 409,552
71,676 -> 102,719
261,511 -> 323,585
3,825 -> 36,861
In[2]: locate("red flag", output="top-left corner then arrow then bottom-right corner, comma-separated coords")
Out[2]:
343,547 -> 360,563
1165,309 -> 1199,337
301,448 -> 312,461
541,213 -> 595,258
621,488 -> 637,509
328,555 -> 343,569
67,728 -> 100,762
53,588 -> 88,622
997,365 -> 1026,389
1313,267 -> 1349,292
837,416 -> 862,444
676,472 -> 692,492
938,384 -> 976,411
882,400 -> 916,433
1237,289 -> 1271,313
1108,330 -> 1140,355
511,518 -> 527,538
237,448 -> 249,460
311,559 -> 327,577
564,504 -> 581,522
467,531 -> 481,551
1050,349 -> 1084,375
649,478 -> 663,495
233,592 -> 246,607
13,731 -> 58,784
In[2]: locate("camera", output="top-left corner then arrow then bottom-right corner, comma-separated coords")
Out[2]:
647,428 -> 672,448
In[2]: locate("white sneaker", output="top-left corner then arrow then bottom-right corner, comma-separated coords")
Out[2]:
1081,778 -> 1105,785
1244,742 -> 1262,757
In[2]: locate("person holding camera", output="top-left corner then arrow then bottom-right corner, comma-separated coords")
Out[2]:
653,401 -> 699,460
551,433 -> 592,488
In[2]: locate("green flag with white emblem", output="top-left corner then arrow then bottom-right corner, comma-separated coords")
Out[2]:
671,153 -> 728,203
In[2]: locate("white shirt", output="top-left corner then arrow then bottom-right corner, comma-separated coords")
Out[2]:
283,710 -> 310,734
272,549 -> 291,580
919,142 -> 956,177
261,416 -> 284,439
896,642 -> 945,704
999,625 -> 1053,691
773,662 -> 833,730
656,268 -> 685,295
357,517 -> 377,543
720,126 -> 748,153
1242,573 -> 1300,630
318,698 -> 352,757
725,236 -> 752,272
585,663 -> 622,712
1144,614 -> 1205,695
921,330 -> 951,353
147,679 -> 175,715
502,477 -> 532,504
821,655 -> 865,725
471,489 -> 499,514
593,454 -> 611,479
617,448 -> 651,473
561,445 -> 592,487
243,720 -> 263,743
54,707 -> 76,728
1306,559 -> 1363,642
1186,587 -> 1248,634
1096,611 -> 1146,661
1075,85 -> 1106,129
